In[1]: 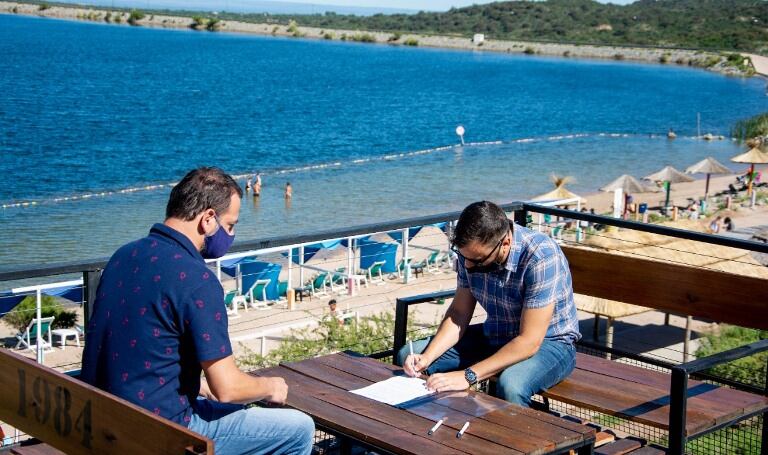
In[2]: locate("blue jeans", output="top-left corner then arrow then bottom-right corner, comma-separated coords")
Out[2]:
396,325 -> 576,407
188,399 -> 315,455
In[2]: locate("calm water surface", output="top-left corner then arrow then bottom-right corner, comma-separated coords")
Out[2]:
0,14 -> 766,269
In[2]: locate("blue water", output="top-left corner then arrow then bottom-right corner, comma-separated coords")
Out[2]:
1,14 -> 766,270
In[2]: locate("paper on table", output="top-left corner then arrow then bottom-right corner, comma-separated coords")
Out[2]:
350,376 -> 435,407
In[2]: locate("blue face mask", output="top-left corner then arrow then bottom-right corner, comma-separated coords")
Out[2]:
202,216 -> 235,259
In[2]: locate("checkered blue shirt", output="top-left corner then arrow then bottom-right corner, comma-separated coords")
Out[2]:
457,223 -> 581,346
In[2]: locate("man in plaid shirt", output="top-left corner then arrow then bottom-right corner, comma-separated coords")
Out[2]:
399,201 -> 580,406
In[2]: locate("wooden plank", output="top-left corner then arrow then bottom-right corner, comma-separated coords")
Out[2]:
542,369 -> 716,434
284,354 -> 594,454
326,353 -> 596,437
0,348 -> 211,455
574,353 -> 768,418
625,446 -> 666,455
10,441 -> 65,455
250,366 -> 476,455
562,246 -> 768,330
594,438 -> 642,455
268,365 -> 532,455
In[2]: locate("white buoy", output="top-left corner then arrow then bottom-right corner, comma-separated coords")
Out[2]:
455,125 -> 465,145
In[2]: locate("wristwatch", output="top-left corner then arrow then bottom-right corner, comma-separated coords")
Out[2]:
464,368 -> 478,388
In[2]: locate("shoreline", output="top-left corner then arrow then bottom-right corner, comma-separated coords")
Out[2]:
0,1 -> 758,78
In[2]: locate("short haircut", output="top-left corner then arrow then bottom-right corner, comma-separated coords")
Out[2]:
166,167 -> 243,221
452,201 -> 511,248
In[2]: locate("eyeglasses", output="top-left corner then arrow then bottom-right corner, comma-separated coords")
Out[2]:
451,236 -> 504,266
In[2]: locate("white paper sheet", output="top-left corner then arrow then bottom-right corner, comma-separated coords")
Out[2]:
350,376 -> 435,406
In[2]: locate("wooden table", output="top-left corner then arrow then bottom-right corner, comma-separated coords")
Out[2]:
250,352 -> 595,455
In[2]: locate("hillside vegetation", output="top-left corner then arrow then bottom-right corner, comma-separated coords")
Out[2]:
248,0 -> 768,53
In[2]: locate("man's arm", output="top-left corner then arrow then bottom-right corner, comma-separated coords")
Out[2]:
202,355 -> 288,405
424,304 -> 553,392
404,287 -> 477,376
426,244 -> 565,392
468,304 -> 553,380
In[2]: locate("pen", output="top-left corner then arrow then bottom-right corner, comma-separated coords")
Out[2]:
457,421 -> 470,439
427,419 -> 444,435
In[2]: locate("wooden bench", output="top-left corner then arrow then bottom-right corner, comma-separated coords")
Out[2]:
394,246 -> 768,454
0,348 -> 212,454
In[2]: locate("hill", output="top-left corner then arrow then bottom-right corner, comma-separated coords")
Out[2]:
260,0 -> 768,53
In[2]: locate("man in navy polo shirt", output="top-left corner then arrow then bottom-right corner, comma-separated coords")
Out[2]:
82,167 -> 314,454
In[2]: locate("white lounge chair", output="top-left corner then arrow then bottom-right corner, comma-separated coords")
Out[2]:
247,279 -> 272,310
15,316 -> 55,352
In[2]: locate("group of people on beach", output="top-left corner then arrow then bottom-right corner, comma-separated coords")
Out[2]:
245,172 -> 293,201
81,166 -> 581,454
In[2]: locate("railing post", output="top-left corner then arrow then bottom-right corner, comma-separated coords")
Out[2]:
514,207 -> 529,228
35,289 -> 43,364
762,356 -> 768,455
402,228 -> 410,284
83,269 -> 102,341
668,366 -> 689,455
393,298 -> 409,365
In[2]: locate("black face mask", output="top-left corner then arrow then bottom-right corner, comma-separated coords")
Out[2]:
465,261 -> 504,274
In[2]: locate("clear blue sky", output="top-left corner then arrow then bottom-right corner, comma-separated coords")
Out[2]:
273,0 -> 635,10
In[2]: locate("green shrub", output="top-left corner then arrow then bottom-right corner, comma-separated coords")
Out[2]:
271,25 -> 279,35
287,20 -> 299,34
191,16 -> 206,29
39,3 -> 51,11
323,32 -> 334,40
696,325 -> 767,388
388,32 -> 402,42
703,55 -> 722,67
206,17 -> 222,31
403,38 -> 419,46
563,50 -> 571,57
11,6 -> 18,13
659,53 -> 670,63
1,295 -> 78,334
114,14 -> 122,23
127,9 -> 144,26
613,53 -> 625,60
731,112 -> 768,143
340,33 -> 347,41
349,33 -> 376,43
523,46 -> 536,54
104,12 -> 111,22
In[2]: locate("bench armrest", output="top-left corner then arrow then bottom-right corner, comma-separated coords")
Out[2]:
393,290 -> 457,360
678,338 -> 768,374
668,338 -> 768,454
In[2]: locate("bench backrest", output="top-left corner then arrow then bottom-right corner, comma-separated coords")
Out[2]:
0,348 -> 212,454
561,245 -> 768,331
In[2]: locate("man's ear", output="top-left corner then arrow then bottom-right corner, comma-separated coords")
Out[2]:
198,209 -> 217,235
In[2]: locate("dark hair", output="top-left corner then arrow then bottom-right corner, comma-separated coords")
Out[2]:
452,201 -> 511,248
166,167 -> 243,221
328,299 -> 337,306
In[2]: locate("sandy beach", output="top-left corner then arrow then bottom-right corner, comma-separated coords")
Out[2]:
0,1 -> 761,77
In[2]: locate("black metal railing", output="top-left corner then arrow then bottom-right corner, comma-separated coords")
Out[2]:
2,201 -> 767,336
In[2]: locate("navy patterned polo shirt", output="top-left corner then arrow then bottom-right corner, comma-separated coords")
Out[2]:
81,224 -> 232,426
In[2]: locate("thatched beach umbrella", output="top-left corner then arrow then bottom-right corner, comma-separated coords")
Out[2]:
599,174 -> 656,194
685,157 -> 731,200
531,175 -> 586,206
731,145 -> 768,196
599,174 -> 657,217
643,166 -> 694,211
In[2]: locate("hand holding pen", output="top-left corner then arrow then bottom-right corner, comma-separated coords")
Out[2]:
404,339 -> 429,378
